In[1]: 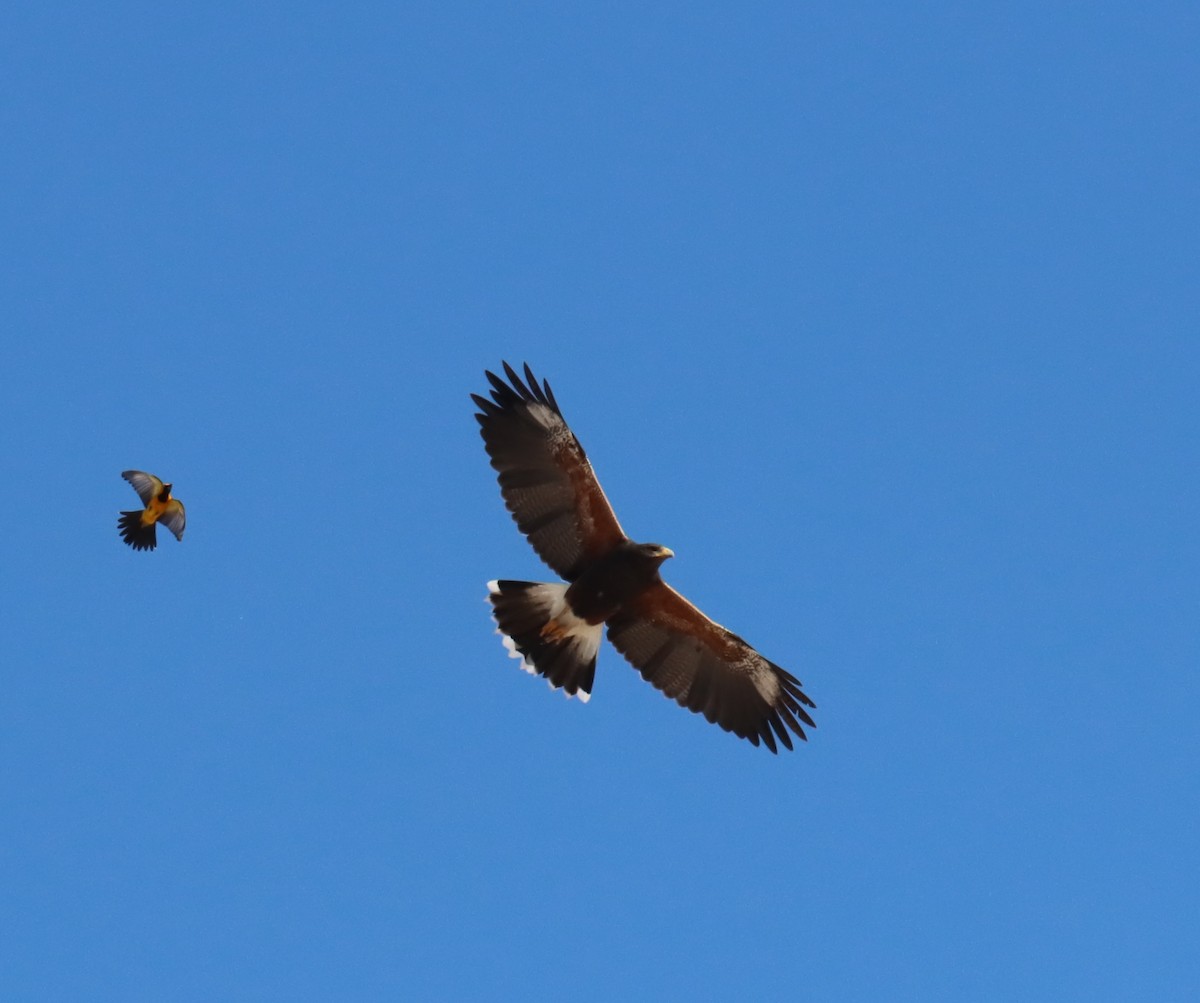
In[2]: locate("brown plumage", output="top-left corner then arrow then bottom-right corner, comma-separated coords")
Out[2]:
473,363 -> 815,753
117,470 -> 186,551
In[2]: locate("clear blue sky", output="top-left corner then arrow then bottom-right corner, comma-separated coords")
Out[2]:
3,3 -> 1197,999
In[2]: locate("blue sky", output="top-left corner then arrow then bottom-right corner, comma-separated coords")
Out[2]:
3,2 -> 1197,999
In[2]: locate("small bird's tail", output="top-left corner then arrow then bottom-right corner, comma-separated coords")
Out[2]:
487,580 -> 603,701
118,510 -> 157,551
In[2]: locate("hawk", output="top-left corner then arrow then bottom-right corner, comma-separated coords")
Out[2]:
117,470 -> 186,551
473,363 -> 815,753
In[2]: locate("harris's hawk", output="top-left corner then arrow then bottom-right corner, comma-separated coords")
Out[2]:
473,363 -> 815,753
118,470 -> 186,551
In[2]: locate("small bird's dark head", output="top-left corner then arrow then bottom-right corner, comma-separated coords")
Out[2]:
159,484 -> 173,501
638,542 -> 675,566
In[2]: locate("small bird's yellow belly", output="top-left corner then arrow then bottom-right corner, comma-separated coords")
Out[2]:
143,499 -> 168,525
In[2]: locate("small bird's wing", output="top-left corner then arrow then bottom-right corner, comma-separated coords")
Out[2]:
122,470 -> 164,506
473,362 -> 626,582
159,499 -> 186,541
606,582 -> 816,753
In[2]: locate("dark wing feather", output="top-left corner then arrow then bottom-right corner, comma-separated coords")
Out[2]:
122,470 -> 163,506
474,362 -> 626,581
606,582 -> 816,752
158,499 -> 186,541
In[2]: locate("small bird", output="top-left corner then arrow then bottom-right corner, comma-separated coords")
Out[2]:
117,470 -> 186,551
473,363 -> 816,753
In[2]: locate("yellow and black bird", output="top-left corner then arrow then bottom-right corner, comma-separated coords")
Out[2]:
117,470 -> 186,551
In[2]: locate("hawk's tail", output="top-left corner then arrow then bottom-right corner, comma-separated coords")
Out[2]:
487,580 -> 602,701
118,510 -> 157,551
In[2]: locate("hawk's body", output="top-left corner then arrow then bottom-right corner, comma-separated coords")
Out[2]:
118,470 -> 186,551
474,363 -> 815,753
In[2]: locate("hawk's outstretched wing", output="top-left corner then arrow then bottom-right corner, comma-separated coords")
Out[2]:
606,582 -> 816,752
472,362 -> 626,581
